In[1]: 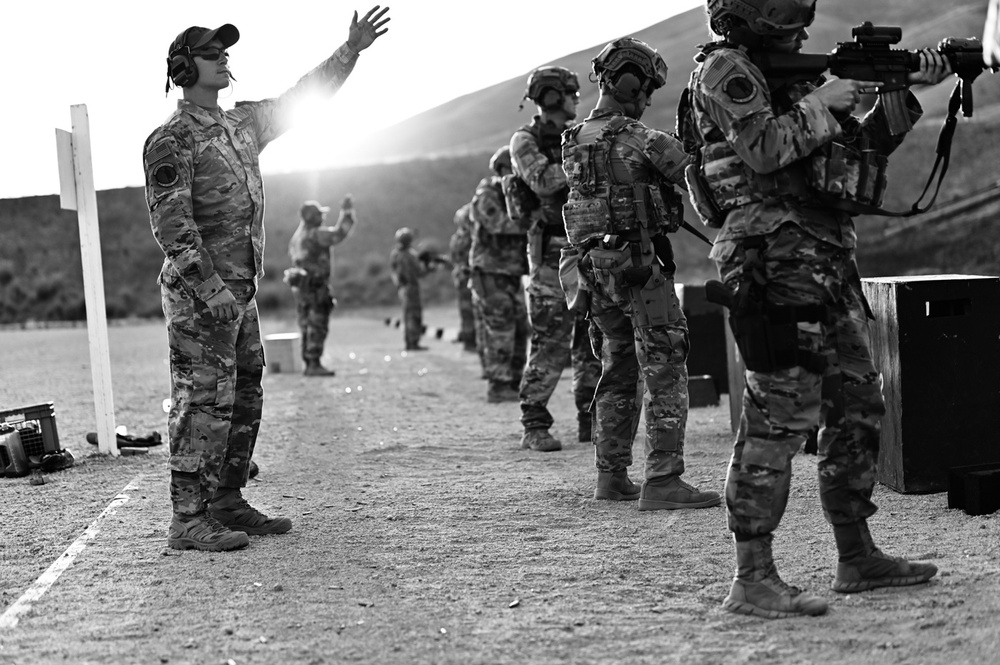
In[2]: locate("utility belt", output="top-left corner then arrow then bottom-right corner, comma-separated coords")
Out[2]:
698,141 -> 889,223
705,236 -> 829,374
582,235 -> 681,327
563,183 -> 682,247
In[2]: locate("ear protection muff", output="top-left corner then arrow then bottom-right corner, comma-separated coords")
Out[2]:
540,88 -> 564,111
611,72 -> 642,102
165,28 -> 198,93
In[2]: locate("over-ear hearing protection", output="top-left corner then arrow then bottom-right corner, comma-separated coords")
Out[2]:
166,28 -> 198,92
610,72 -> 642,103
541,88 -> 564,110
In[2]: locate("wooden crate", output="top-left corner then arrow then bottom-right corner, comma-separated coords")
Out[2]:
862,275 -> 1000,493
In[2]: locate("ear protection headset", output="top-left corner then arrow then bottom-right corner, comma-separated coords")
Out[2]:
540,88 -> 564,110
165,28 -> 198,93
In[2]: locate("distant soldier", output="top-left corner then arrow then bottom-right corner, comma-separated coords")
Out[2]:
389,227 -> 432,351
142,7 -> 390,552
688,0 -> 950,618
287,197 -> 356,376
449,202 -> 480,355
470,147 -> 530,403
562,37 -> 721,510
507,66 -> 601,452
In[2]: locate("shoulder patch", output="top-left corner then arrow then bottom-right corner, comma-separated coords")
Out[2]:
723,74 -> 757,104
152,162 -> 179,188
701,57 -> 736,90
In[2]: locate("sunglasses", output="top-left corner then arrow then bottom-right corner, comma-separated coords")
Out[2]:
192,47 -> 228,61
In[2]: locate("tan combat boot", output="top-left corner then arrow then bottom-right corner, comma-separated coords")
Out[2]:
638,475 -> 722,510
167,513 -> 250,551
723,536 -> 828,619
593,470 -> 640,501
521,429 -> 562,452
209,488 -> 292,536
303,359 -> 335,376
832,521 -> 938,593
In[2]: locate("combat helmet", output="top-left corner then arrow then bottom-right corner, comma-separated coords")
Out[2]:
707,0 -> 816,37
522,66 -> 580,110
489,146 -> 512,176
592,37 -> 668,93
394,227 -> 414,246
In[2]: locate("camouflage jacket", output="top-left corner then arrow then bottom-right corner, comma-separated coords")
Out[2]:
142,43 -> 359,302
389,245 -> 428,290
469,176 -> 528,276
688,46 -> 920,256
510,116 -> 571,293
288,211 -> 354,283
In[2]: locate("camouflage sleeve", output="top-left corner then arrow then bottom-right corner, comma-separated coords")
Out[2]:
142,128 -> 225,302
237,42 -> 360,152
470,186 -> 507,234
510,130 -> 567,196
696,50 -> 842,175
640,127 -> 691,186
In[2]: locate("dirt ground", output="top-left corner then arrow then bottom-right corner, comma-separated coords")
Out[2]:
1,304 -> 997,665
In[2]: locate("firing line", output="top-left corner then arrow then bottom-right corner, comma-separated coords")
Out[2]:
0,475 -> 142,629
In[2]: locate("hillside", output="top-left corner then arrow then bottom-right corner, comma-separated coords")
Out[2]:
1,0 -> 997,324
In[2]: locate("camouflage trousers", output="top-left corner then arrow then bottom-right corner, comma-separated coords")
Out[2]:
397,284 -> 423,348
470,271 -> 528,385
520,276 -> 601,431
294,281 -> 334,362
161,276 -> 263,516
713,222 -> 885,537
586,266 -> 689,479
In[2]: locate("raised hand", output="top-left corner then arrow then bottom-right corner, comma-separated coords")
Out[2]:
347,6 -> 391,52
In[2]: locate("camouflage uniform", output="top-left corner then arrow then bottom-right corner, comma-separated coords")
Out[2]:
389,241 -> 430,349
688,44 -> 919,538
143,43 -> 360,516
562,107 -> 691,480
288,205 -> 353,365
449,203 -> 481,354
511,117 -> 601,434
469,175 -> 530,389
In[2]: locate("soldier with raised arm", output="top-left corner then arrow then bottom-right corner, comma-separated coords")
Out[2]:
142,7 -> 390,552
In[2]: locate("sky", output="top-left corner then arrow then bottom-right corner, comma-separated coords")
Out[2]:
1,0 -> 704,201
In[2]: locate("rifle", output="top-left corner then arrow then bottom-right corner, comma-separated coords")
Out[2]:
751,22 -> 988,135
751,23 -> 991,214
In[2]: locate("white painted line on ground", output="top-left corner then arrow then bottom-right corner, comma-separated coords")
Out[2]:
0,475 -> 142,629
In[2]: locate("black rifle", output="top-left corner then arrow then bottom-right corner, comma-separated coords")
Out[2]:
751,23 -> 991,214
418,250 -> 453,269
751,22 -> 988,135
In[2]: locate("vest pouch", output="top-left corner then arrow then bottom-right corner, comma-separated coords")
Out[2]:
501,173 -> 539,223
587,245 -> 633,294
684,162 -> 725,229
563,198 -> 610,246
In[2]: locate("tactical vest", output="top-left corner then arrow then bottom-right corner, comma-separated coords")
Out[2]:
562,115 -> 684,247
684,45 -> 889,225
506,121 -> 569,236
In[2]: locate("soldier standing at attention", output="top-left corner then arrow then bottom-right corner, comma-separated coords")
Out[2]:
288,197 -> 356,377
470,147 -> 530,403
508,66 -> 602,452
389,227 -> 432,351
687,0 -> 950,617
142,7 -> 390,552
561,38 -> 722,510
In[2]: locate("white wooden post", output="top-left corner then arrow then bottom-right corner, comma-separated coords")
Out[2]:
55,104 -> 117,457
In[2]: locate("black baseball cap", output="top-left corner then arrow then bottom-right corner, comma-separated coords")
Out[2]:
169,24 -> 240,55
